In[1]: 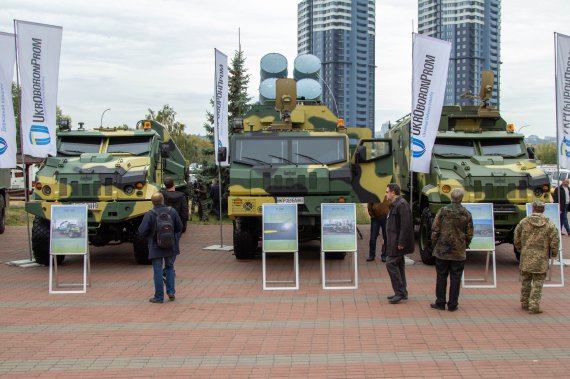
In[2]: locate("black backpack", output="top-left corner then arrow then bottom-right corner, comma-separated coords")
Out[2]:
151,207 -> 175,249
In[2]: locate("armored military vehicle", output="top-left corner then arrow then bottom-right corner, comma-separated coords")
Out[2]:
228,53 -> 393,259
0,169 -> 9,235
386,71 -> 551,264
25,120 -> 190,265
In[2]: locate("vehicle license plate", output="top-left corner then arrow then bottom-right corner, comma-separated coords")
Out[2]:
73,202 -> 98,210
276,197 -> 304,204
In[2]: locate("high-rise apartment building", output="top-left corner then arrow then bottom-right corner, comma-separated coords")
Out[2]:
298,0 -> 376,132
418,0 -> 501,107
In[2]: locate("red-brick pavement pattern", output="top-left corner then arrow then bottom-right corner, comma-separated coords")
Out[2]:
1,224 -> 569,378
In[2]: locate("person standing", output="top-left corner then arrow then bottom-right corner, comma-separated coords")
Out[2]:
138,193 -> 183,303
367,197 -> 389,262
430,188 -> 473,312
160,177 -> 189,233
552,179 -> 570,235
514,200 -> 559,314
385,183 -> 415,304
210,178 -> 221,220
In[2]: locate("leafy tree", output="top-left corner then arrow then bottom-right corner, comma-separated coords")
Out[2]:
146,104 -> 213,165
532,143 -> 556,164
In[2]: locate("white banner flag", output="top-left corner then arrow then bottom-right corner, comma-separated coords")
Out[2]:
16,20 -> 62,158
0,32 -> 17,168
214,49 -> 229,166
556,33 -> 570,169
410,33 -> 451,173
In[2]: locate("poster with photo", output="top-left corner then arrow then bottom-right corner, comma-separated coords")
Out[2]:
462,203 -> 495,251
50,204 -> 88,255
321,203 -> 357,252
262,204 -> 298,252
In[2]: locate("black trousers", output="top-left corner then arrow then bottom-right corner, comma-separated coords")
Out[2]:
435,258 -> 465,309
386,255 -> 407,297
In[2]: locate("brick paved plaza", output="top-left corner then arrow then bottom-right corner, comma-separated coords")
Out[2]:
1,223 -> 569,378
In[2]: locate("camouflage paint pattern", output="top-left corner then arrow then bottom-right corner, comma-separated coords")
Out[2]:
431,203 -> 474,261
388,106 -> 551,244
25,120 -> 189,234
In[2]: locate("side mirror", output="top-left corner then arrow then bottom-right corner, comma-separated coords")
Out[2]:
161,143 -> 170,158
217,147 -> 227,162
356,145 -> 367,163
527,146 -> 535,160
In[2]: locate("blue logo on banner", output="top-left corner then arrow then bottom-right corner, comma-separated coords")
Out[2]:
29,125 -> 51,146
411,137 -> 426,158
0,137 -> 7,155
561,137 -> 570,158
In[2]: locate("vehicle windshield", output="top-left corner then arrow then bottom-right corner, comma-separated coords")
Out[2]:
58,137 -> 102,156
480,138 -> 524,157
107,136 -> 152,155
433,138 -> 476,157
233,136 -> 347,165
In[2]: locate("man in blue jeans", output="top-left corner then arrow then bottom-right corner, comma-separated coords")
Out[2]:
138,192 -> 183,303
553,179 -> 570,235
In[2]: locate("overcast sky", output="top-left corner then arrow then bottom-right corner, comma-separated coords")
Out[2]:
1,0 -> 569,137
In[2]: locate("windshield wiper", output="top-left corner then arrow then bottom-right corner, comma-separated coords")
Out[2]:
58,149 -> 90,155
294,153 -> 324,165
435,152 -> 468,157
268,154 -> 295,165
241,156 -> 272,166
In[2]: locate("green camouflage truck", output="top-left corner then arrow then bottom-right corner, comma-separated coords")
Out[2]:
0,169 -> 9,234
386,72 -> 551,264
228,53 -> 393,259
25,120 -> 190,265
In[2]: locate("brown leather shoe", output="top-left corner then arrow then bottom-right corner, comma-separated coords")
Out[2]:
168,294 -> 175,301
366,257 -> 375,262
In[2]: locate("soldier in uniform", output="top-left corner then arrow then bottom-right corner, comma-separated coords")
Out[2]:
430,188 -> 473,312
514,200 -> 560,314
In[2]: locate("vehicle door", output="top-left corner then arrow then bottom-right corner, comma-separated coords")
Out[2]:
352,139 -> 393,203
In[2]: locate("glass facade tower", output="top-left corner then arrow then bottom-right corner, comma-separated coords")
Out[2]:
418,0 -> 501,107
298,0 -> 376,132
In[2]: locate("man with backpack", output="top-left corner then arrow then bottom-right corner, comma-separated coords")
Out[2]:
138,192 -> 183,303
160,177 -> 189,233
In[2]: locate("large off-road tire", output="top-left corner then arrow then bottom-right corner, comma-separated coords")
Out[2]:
32,216 -> 65,266
133,232 -> 151,265
419,207 -> 436,265
233,217 -> 258,260
0,194 -> 6,234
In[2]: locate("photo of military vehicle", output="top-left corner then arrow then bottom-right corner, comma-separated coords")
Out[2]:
228,53 -> 394,259
386,71 -> 551,264
25,120 -> 190,265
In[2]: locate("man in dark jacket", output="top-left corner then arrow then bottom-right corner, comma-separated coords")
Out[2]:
138,193 -> 183,303
367,197 -> 389,262
430,188 -> 473,312
210,179 -> 221,220
160,177 -> 189,233
385,183 -> 415,304
552,179 -> 570,235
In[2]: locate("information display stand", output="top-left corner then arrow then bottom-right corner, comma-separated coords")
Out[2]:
461,203 -> 497,288
48,205 -> 91,294
320,203 -> 358,290
525,203 -> 565,288
261,204 -> 299,290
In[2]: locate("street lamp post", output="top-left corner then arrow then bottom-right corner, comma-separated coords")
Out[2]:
100,108 -> 111,127
517,124 -> 530,134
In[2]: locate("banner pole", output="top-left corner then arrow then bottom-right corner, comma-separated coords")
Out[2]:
218,162 -> 223,247
409,32 -> 414,214
14,20 -> 33,262
555,33 -> 561,205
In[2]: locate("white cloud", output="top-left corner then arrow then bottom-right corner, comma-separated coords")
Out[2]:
1,0 -> 569,137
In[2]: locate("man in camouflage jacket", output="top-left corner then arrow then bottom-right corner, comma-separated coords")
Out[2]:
430,188 -> 473,312
514,200 -> 560,314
